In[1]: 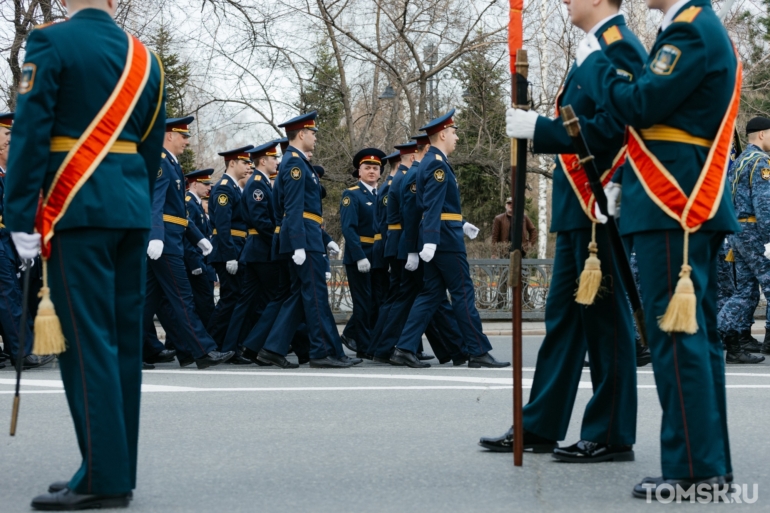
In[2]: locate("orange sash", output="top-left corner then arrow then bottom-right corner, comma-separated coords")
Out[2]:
36,34 -> 152,258
625,61 -> 742,232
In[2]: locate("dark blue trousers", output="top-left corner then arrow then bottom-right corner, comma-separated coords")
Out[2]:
0,235 -> 32,359
396,251 -> 492,356
144,254 -> 216,359
187,269 -> 214,328
368,257 -> 402,354
143,296 -> 193,362
222,261 -> 280,353
207,262 -> 245,349
264,251 -> 343,359
342,264 -> 372,354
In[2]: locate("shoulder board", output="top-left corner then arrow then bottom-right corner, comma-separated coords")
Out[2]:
185,196 -> 191,202
34,21 -> 54,30
434,155 -> 443,161
347,186 -> 360,191
673,6 -> 701,23
388,179 -> 392,185
292,152 -> 299,157
602,25 -> 623,46
220,178 -> 228,185
255,174 -> 262,181
161,152 -> 167,159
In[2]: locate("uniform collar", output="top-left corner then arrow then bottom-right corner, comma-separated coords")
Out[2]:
188,190 -> 202,204
429,146 -> 448,161
224,171 -> 243,192
69,8 -> 116,23
589,13 -> 623,37
286,145 -> 309,162
163,147 -> 178,165
255,168 -> 272,184
660,0 -> 692,31
359,181 -> 376,195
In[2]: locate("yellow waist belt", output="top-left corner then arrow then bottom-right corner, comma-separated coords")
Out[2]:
639,125 -> 714,148
50,136 -> 138,154
162,214 -> 188,227
303,212 -> 323,224
248,229 -> 259,235
0,215 -> 4,229
738,216 -> 757,223
440,213 -> 463,222
388,224 -> 402,230
359,234 -> 383,244
212,229 -> 248,238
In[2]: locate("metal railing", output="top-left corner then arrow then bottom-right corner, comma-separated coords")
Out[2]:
328,258 -> 554,322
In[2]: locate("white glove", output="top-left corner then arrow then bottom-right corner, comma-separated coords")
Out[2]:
191,268 -> 203,275
405,253 -> 420,271
147,239 -> 164,260
505,108 -> 539,139
357,258 -> 371,273
198,238 -> 213,256
462,222 -> 480,240
293,248 -> 306,266
11,232 -> 41,260
576,34 -> 601,66
327,241 -> 340,256
765,243 -> 770,260
226,259 -> 238,274
325,271 -> 332,281
593,183 -> 621,224
419,243 -> 437,263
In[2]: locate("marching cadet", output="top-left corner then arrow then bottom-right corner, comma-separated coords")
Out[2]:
717,117 -> 770,362
184,168 -> 216,326
339,149 -> 385,359
259,112 -> 355,368
481,0 -> 643,462
206,145 -> 254,364
222,141 -> 281,355
6,1 -> 164,508
573,0 -> 739,496
143,117 -> 234,368
390,111 -> 509,369
0,112 -> 53,370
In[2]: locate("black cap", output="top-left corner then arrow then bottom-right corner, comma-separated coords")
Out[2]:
746,117 -> 770,136
351,148 -> 386,178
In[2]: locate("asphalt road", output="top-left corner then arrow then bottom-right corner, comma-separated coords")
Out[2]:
1,336 -> 768,512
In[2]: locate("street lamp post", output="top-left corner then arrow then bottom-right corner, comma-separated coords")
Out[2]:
423,42 -> 438,119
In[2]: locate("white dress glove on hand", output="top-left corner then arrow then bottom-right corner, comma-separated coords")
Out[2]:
592,183 -> 621,224
191,268 -> 203,275
292,248 -> 306,266
576,34 -> 601,66
462,222 -> 480,240
505,108 -> 540,139
11,232 -> 41,260
357,258 -> 371,273
198,238 -> 213,256
147,239 -> 164,260
764,243 -> 770,260
327,241 -> 340,256
405,253 -> 419,271
226,260 -> 238,274
419,243 -> 437,263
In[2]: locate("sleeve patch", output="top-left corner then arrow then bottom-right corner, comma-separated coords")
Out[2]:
650,45 -> 681,76
673,6 -> 701,23
18,63 -> 36,94
217,194 -> 229,206
342,196 -> 351,207
290,167 -> 302,180
253,189 -> 265,201
434,170 -> 446,182
602,26 -> 623,46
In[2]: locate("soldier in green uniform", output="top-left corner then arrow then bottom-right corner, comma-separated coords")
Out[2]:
6,0 -> 166,509
575,0 -> 739,496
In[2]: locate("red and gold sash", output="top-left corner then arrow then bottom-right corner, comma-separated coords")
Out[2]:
36,34 -> 153,257
625,60 -> 742,232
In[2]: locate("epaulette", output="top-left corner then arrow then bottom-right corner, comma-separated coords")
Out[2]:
435,155 -> 443,161
255,174 -> 262,181
34,21 -> 54,30
161,152 -> 167,159
220,178 -> 228,185
292,152 -> 299,157
347,186 -> 360,191
602,26 -> 623,46
185,196 -> 191,202
673,6 -> 701,23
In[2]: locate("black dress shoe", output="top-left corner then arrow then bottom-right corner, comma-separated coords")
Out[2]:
16,354 -> 56,370
178,355 -> 195,367
31,489 -> 130,510
468,353 -> 510,368
145,348 -> 176,364
725,348 -> 765,364
636,344 -> 651,367
195,350 -> 234,369
47,482 -> 133,500
257,349 -> 299,369
355,351 -> 373,360
340,334 -> 357,352
552,440 -> 634,462
453,355 -> 469,366
298,356 -> 310,365
632,475 -> 728,500
309,356 -> 354,368
416,351 -> 435,361
340,354 -> 363,365
389,348 -> 430,368
478,426 -> 558,453
142,362 -> 155,370
242,347 -> 272,366
225,354 -> 253,365
372,355 -> 393,364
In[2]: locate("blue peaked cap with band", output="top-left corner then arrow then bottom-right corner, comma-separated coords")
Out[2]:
166,116 -> 194,136
248,141 -> 280,159
278,111 -> 318,132
0,112 -> 14,129
185,168 -> 214,184
419,109 -> 457,136
218,145 -> 254,162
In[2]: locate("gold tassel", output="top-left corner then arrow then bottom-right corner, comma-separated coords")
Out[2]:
33,259 -> 66,355
658,231 -> 698,335
575,223 -> 603,305
725,248 -> 734,262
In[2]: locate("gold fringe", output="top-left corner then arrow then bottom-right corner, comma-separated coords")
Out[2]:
33,259 -> 66,355
658,231 -> 698,334
575,223 -> 603,305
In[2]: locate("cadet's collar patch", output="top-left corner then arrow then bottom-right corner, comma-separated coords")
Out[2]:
601,25 -> 623,46
673,6 -> 701,24
650,45 -> 681,76
434,169 -> 446,182
290,167 -> 302,180
342,196 -> 351,207
18,63 -> 36,95
762,168 -> 770,181
616,69 -> 633,81
217,194 -> 229,206
253,189 -> 265,201
409,183 -> 417,193
434,154 -> 443,161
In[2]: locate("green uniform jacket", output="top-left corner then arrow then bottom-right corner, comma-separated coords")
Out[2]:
5,9 -> 165,233
575,0 -> 740,236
